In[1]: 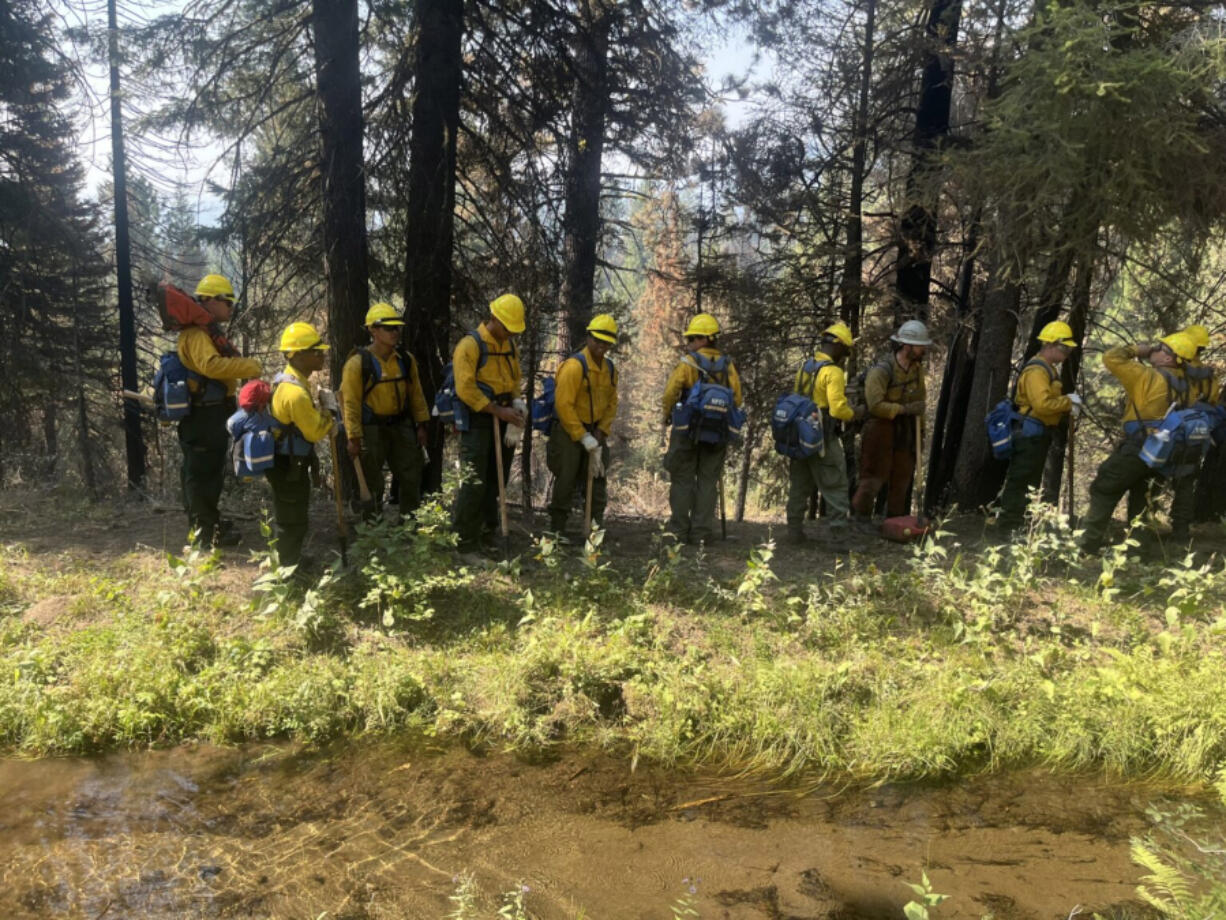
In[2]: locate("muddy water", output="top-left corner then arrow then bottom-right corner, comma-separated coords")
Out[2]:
0,742 -> 1187,919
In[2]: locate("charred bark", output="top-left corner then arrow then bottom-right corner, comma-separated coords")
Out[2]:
312,0 -> 369,380
403,0 -> 463,493
559,0 -> 611,351
893,0 -> 962,324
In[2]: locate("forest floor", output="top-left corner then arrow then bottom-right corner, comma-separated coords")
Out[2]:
2,480 -> 1226,786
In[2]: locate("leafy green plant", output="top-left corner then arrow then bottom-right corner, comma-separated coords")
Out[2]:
1130,801 -> 1226,918
352,486 -> 473,629
497,883 -> 535,920
902,872 -> 949,920
447,871 -> 481,919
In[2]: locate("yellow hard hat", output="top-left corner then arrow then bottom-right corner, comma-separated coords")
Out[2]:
489,293 -> 526,333
1037,321 -> 1076,347
823,322 -> 854,348
365,302 -> 404,327
1183,324 -> 1210,349
1160,332 -> 1197,361
683,313 -> 720,338
280,321 -> 329,353
587,313 -> 618,344
195,273 -> 236,302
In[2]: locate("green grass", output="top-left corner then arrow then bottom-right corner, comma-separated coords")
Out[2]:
1,499 -> 1226,790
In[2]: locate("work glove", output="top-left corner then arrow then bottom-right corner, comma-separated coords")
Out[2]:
318,388 -> 339,416
902,400 -> 926,417
581,432 -> 605,478
1067,392 -> 1083,418
502,414 -> 522,451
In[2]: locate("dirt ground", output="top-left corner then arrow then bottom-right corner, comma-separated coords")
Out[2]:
3,479 -> 1224,592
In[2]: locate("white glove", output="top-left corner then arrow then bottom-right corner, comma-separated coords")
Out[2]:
1154,429 -> 1171,443
580,433 -> 600,452
318,388 -> 339,415
589,450 -> 605,480
503,416 -> 524,448
1067,392 -> 1082,418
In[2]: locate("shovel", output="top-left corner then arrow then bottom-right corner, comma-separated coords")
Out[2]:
1065,411 -> 1077,527
492,416 -> 511,559
583,456 -> 596,540
881,417 -> 930,543
327,428 -> 350,566
352,453 -> 374,513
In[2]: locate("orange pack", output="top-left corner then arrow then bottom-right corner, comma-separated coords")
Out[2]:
149,281 -> 214,330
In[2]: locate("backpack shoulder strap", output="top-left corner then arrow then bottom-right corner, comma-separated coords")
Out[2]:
468,331 -> 488,368
607,356 -> 617,386
359,348 -> 380,398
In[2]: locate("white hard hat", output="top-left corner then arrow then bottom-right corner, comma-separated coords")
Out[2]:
892,319 -> 932,346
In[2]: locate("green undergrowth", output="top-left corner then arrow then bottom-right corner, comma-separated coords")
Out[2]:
2,494 -> 1226,789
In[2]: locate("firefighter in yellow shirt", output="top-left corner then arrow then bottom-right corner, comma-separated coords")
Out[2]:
546,315 -> 619,536
268,323 -> 335,569
661,313 -> 744,545
451,294 -> 526,556
1081,333 -> 1197,554
785,322 -> 859,543
340,304 -> 430,519
996,321 -> 1079,534
177,274 -> 262,546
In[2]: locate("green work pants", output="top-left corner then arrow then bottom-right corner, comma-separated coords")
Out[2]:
997,430 -> 1052,532
178,401 -> 231,540
359,420 -> 424,516
453,418 -> 515,552
785,434 -> 849,531
664,432 -> 726,543
1081,439 -> 1155,552
266,454 -> 312,568
1170,472 -> 1197,540
546,426 -> 608,532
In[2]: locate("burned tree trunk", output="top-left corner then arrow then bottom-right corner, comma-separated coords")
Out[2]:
312,0 -> 369,379
893,0 -> 962,324
403,0 -> 463,493
559,0 -> 611,351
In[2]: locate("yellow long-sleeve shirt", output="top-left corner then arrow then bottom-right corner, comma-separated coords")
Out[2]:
1104,345 -> 1188,425
794,352 -> 853,422
1015,358 -> 1070,428
661,347 -> 743,424
177,326 -> 261,397
453,323 -> 521,412
340,348 -> 429,436
554,346 -> 618,442
272,366 -> 334,446
864,355 -> 925,420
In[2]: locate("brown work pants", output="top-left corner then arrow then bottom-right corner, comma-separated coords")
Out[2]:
851,417 -> 914,517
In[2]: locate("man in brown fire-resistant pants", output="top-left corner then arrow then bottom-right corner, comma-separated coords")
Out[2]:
851,320 -> 931,524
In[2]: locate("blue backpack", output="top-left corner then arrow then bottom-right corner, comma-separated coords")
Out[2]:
1139,407 -> 1213,477
984,359 -> 1055,460
672,353 -> 745,445
225,374 -> 314,480
152,352 -> 225,422
1203,403 -> 1226,446
226,407 -> 277,480
433,332 -> 518,431
772,359 -> 830,459
531,352 -> 617,435
772,394 -> 822,459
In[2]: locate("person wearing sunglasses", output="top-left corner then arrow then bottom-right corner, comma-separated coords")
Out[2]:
177,273 -> 262,547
